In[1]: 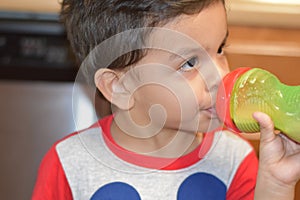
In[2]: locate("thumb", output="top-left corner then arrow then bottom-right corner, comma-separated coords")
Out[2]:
252,112 -> 276,143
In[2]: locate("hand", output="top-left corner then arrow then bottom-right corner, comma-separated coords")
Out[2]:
253,112 -> 300,200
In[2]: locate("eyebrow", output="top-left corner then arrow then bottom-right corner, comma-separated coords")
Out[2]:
168,29 -> 229,61
168,47 -> 202,61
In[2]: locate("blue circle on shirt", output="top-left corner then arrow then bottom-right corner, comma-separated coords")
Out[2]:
177,172 -> 226,199
90,182 -> 141,200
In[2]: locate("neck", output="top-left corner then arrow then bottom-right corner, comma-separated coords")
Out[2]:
110,117 -> 203,158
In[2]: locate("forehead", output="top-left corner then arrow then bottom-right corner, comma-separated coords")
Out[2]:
165,2 -> 227,38
146,2 -> 227,54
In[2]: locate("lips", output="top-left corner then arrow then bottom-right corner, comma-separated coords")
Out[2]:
204,107 -> 218,118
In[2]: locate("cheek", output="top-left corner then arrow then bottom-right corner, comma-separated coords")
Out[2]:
183,72 -> 210,110
136,85 -> 181,113
135,82 -> 200,122
190,76 -> 207,101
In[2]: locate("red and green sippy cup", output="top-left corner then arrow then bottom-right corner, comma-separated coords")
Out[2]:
216,67 -> 300,143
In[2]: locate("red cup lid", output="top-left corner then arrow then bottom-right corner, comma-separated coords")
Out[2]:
216,67 -> 252,133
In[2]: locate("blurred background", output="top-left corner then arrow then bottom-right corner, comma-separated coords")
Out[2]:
0,0 -> 299,199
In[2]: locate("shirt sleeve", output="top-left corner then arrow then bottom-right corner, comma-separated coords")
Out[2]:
226,150 -> 258,200
31,144 -> 73,200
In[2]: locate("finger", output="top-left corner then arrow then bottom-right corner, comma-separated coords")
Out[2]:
252,112 -> 276,143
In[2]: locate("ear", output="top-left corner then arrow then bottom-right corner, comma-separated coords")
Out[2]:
94,68 -> 134,110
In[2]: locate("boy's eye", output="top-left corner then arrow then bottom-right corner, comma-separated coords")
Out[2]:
179,57 -> 198,72
217,43 -> 226,54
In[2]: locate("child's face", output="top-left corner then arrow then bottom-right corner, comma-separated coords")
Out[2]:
113,2 -> 229,135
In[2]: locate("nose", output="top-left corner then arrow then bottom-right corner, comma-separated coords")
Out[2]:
206,57 -> 230,102
216,57 -> 230,79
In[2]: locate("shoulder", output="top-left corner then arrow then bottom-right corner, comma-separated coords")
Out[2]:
204,130 -> 257,175
54,115 -> 113,155
212,130 -> 255,155
32,116 -> 112,200
211,130 -> 257,168
198,129 -> 257,168
32,133 -> 75,199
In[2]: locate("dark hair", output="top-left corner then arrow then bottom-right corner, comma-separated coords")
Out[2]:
61,0 -> 224,72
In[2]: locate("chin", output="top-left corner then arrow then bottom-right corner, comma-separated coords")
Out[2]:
198,118 -> 222,133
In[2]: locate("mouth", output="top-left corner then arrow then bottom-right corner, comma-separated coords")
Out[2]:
204,107 -> 218,118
